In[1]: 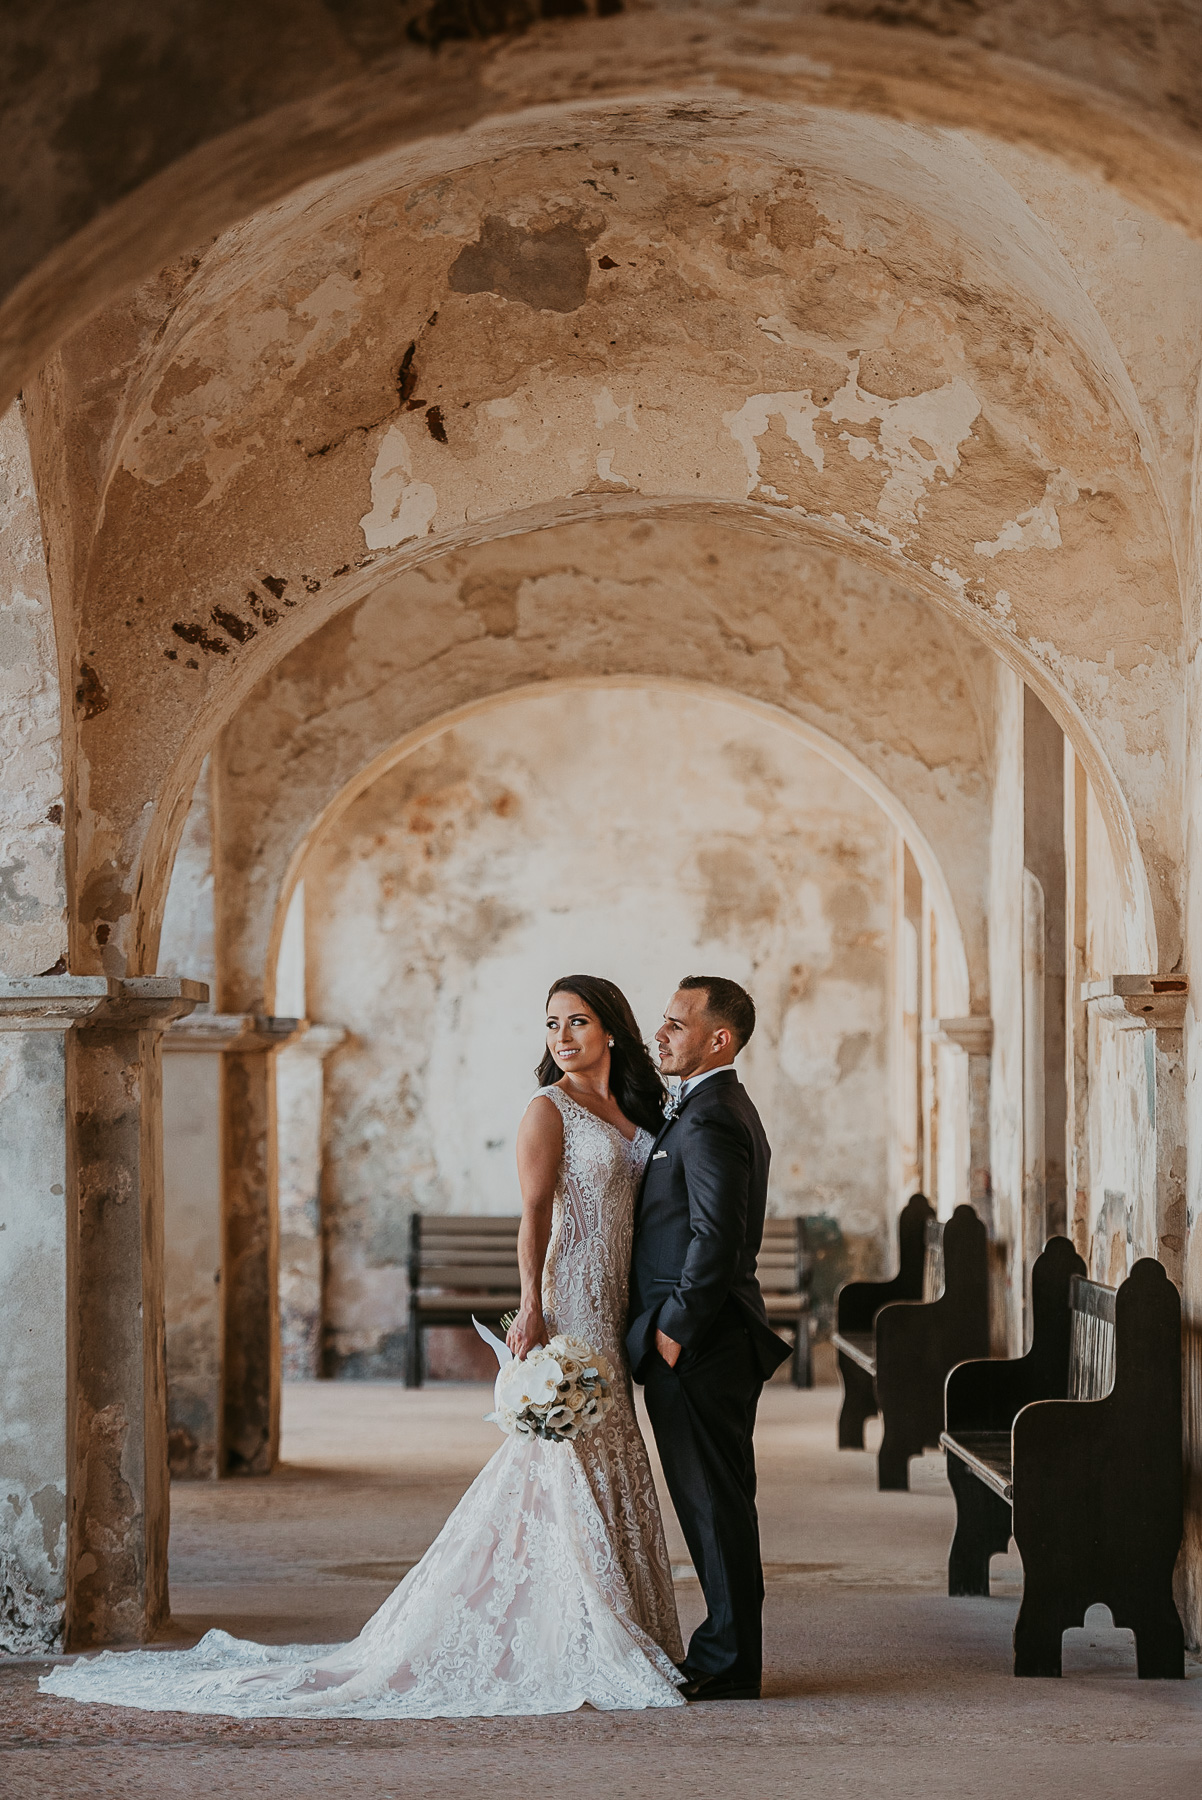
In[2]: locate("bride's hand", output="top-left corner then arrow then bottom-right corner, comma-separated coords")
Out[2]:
506,1304 -> 549,1360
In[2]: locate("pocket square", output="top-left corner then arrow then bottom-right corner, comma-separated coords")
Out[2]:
652,1150 -> 668,1160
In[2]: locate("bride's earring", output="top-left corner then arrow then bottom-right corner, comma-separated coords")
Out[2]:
608,1038 -> 614,1047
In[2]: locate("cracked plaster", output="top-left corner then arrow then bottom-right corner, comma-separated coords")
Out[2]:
205,518 -> 993,1021
12,113 -> 1186,985
302,685 -> 900,1375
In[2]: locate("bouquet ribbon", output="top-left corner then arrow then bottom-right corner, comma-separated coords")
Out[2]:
472,1315 -> 513,1368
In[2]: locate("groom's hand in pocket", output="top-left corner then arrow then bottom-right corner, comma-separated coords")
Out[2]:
656,1329 -> 682,1369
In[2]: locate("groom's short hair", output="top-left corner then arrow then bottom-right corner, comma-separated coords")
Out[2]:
678,976 -> 756,1050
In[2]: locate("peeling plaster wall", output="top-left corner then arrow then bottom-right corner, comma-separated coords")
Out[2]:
301,686 -> 898,1376
157,756 -> 215,1004
22,112 -> 1184,979
988,662 -> 1024,1351
0,400 -> 70,1647
0,1023 -> 68,1652
212,517 -> 992,1021
5,1 -> 1202,420
1083,780 -> 1159,1285
0,404 -> 65,978
161,1047 -> 223,1480
159,756 -> 222,1477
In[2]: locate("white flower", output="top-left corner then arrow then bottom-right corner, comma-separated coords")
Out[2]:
486,1335 -> 612,1442
495,1355 -> 562,1412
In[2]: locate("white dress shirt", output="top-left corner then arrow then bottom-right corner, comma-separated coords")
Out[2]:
678,1064 -> 737,1102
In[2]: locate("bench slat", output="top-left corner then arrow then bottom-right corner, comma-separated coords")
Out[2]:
414,1247 -> 522,1265
416,1267 -> 520,1290
832,1329 -> 876,1375
763,1294 -> 806,1318
1069,1275 -> 1116,1322
416,1216 -> 520,1235
414,1291 -> 522,1310
416,1241 -> 518,1257
940,1430 -> 1013,1501
1067,1275 -> 1117,1401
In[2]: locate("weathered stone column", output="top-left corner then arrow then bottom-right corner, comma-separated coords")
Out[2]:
0,976 -> 203,1654
930,1015 -> 1005,1353
69,977 -> 205,1648
163,1014 -> 248,1481
1082,976 -> 1188,1278
221,1018 -> 305,1476
0,980 -> 107,1653
276,1024 -> 344,1380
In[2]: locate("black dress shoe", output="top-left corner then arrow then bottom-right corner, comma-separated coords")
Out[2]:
678,1670 -> 761,1702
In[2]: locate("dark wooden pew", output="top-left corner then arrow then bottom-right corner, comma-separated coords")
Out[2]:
833,1191 -> 932,1452
833,1196 -> 989,1490
406,1213 -> 521,1388
942,1245 -> 1184,1678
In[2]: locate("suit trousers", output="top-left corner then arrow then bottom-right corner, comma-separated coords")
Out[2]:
642,1306 -> 765,1685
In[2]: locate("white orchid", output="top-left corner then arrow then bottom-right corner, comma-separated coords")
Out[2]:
495,1354 -> 562,1411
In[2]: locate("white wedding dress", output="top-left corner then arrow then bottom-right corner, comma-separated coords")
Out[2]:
41,1086 -> 685,1718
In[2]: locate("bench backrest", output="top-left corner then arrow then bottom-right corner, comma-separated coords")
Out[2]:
921,1219 -> 945,1304
757,1217 -> 804,1294
409,1214 -> 521,1290
1068,1274 -> 1117,1400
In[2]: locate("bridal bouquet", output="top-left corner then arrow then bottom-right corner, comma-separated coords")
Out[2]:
486,1331 -> 614,1442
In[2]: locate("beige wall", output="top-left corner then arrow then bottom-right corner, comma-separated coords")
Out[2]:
300,685 -> 900,1376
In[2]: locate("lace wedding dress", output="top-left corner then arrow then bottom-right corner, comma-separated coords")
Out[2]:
41,1086 -> 685,1718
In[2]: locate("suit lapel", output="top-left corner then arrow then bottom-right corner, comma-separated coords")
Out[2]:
646,1068 -> 738,1158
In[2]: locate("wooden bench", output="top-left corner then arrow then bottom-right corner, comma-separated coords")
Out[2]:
941,1241 -> 1184,1678
406,1213 -> 812,1387
833,1195 -> 989,1490
406,1214 -> 522,1388
757,1217 -> 815,1387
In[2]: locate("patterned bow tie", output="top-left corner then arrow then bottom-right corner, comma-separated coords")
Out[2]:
662,1092 -> 682,1121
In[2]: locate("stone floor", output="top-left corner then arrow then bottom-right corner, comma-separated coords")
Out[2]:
2,1382 -> 1198,1797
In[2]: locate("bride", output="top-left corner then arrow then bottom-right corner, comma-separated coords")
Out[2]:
41,974 -> 686,1718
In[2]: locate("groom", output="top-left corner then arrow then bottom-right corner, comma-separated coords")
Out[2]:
627,977 -> 790,1702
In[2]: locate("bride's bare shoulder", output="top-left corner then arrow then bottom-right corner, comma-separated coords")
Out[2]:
520,1088 -> 567,1135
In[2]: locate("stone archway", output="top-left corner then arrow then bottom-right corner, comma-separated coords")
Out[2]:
4,3 -> 1201,1659
24,98 -> 1187,984
5,4 -> 1202,408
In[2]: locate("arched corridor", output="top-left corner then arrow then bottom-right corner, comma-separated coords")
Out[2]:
1,3 -> 1201,1787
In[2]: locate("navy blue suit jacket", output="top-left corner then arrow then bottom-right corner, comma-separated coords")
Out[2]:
626,1068 -> 790,1382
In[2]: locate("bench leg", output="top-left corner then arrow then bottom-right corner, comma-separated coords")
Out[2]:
946,1454 -> 1012,1596
793,1317 -> 814,1389
1130,1597 -> 1186,1679
405,1313 -> 423,1389
1013,1594 -> 1075,1677
837,1352 -> 876,1448
877,1423 -> 915,1491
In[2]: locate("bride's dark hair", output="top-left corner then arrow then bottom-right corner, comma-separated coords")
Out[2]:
537,974 -> 666,1135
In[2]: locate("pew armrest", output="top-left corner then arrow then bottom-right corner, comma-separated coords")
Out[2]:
836,1276 -> 909,1334
945,1353 -> 1047,1436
